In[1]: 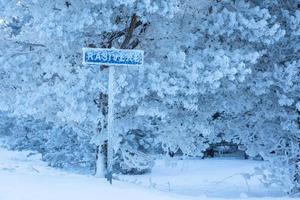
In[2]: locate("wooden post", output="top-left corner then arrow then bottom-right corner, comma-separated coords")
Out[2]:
106,65 -> 115,184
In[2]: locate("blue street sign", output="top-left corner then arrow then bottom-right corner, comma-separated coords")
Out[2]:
82,48 -> 144,66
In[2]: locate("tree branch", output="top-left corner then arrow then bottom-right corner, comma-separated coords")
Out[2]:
120,14 -> 138,49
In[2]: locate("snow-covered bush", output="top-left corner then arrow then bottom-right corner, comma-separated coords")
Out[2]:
0,113 -> 96,172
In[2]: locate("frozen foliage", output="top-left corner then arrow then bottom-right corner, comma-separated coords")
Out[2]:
0,114 -> 96,172
0,0 -> 300,194
0,0 -> 180,174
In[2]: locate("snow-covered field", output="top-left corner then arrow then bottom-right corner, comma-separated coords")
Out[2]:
0,147 -> 293,200
119,158 -> 285,198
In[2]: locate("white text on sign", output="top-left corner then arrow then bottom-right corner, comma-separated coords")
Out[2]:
82,48 -> 144,66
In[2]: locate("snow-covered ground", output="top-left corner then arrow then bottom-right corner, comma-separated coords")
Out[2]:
0,147 -> 293,200
119,158 -> 285,198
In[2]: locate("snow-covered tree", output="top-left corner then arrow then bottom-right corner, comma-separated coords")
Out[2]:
195,0 -> 300,193
1,0 -> 300,194
0,0 -> 180,174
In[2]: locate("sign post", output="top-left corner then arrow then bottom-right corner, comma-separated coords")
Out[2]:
106,64 -> 115,184
82,48 -> 144,183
